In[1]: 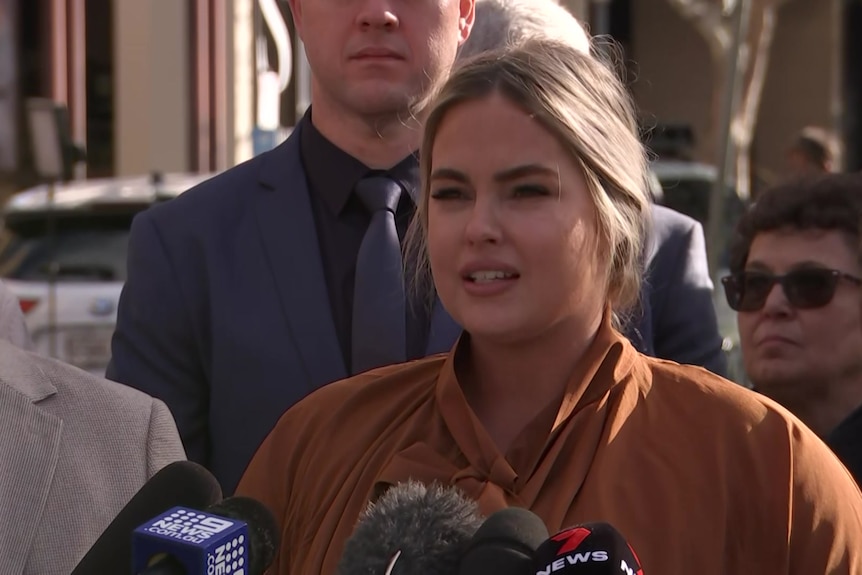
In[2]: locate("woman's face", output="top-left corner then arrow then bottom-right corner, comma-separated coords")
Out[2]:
737,228 -> 862,396
426,92 -> 609,345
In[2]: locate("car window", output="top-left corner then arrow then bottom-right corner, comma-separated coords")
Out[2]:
0,213 -> 135,282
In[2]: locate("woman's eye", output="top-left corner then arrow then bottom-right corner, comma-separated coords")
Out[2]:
429,187 -> 467,200
512,185 -> 551,198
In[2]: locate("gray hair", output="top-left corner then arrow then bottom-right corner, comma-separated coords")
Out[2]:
457,0 -> 591,61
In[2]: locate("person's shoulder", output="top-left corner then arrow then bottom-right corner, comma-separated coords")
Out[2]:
274,355 -> 447,432
0,341 -> 161,422
144,156 -> 265,225
649,205 -> 702,253
633,356 -> 842,491
645,204 -> 707,271
640,356 -> 796,430
650,203 -> 700,232
637,355 -> 855,483
238,354 -> 447,503
301,354 -> 446,411
143,135 -> 301,226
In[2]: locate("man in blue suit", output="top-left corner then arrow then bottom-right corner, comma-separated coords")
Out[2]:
108,0 -> 476,494
457,0 -> 726,376
630,203 -> 727,376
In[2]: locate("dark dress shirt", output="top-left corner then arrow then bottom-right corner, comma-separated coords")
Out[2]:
299,111 -> 429,372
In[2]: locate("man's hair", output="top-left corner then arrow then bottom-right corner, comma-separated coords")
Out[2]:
789,126 -> 836,170
457,0 -> 591,61
728,173 -> 862,274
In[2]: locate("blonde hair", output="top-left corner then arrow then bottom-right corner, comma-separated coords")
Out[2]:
406,39 -> 652,318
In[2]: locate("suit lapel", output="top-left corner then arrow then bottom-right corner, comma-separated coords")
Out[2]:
0,349 -> 62,573
254,121 -> 461,378
254,122 -> 349,389
426,297 -> 462,355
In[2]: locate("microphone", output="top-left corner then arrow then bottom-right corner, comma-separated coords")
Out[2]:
70,460 -> 223,575
132,495 -> 279,575
337,480 -> 484,575
533,522 -> 644,575
457,507 -> 550,575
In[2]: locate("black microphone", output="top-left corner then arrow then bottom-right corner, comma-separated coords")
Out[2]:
70,461 -> 223,575
532,522 -> 644,575
207,496 -> 280,574
337,480 -> 484,575
133,495 -> 280,575
457,507 -> 550,575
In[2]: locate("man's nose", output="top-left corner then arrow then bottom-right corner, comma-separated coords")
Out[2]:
356,0 -> 399,30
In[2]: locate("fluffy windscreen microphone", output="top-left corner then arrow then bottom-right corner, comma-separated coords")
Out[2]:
532,522 -> 644,575
69,461 -> 223,575
336,481 -> 484,575
457,507 -> 550,575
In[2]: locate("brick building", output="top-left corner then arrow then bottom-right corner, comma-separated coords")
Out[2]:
1,0 -> 858,190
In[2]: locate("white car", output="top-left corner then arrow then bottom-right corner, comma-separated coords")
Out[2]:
0,172 -> 214,376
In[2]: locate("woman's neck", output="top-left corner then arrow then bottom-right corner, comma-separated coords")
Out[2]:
458,313 -> 604,451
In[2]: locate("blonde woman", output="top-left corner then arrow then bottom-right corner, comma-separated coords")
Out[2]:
238,40 -> 862,574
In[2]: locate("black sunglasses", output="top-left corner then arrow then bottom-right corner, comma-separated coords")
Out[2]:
721,268 -> 862,312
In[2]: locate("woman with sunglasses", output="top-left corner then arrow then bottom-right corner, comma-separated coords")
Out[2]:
237,40 -> 862,574
724,172 -> 862,486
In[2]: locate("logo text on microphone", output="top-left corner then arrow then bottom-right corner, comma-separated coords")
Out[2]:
145,508 -> 235,544
536,550 -> 609,574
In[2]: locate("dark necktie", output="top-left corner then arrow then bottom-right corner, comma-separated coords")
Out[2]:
351,176 -> 407,374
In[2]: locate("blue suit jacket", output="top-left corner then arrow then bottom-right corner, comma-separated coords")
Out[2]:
624,204 -> 727,377
107,121 -> 461,494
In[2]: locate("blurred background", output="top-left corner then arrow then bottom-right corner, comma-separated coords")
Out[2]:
0,0 -> 859,381
1,0 -> 858,189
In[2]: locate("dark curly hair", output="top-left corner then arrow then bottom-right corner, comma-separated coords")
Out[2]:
728,173 -> 862,274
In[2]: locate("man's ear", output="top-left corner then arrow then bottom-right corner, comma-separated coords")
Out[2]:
286,0 -> 304,40
458,0 -> 476,45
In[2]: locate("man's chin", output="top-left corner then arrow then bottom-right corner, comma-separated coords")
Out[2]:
345,85 -> 426,117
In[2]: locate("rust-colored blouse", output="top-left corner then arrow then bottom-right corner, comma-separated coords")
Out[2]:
237,321 -> 862,574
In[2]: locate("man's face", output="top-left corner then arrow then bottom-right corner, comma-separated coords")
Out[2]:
736,228 -> 862,403
289,0 -> 475,120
